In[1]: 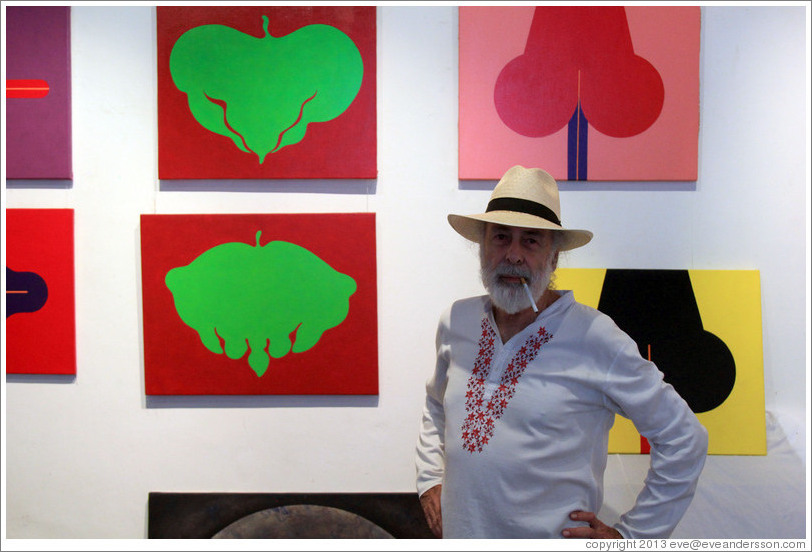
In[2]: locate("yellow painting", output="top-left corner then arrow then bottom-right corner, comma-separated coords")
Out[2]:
554,268 -> 765,455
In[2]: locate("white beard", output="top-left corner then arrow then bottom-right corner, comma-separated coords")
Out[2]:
480,255 -> 554,315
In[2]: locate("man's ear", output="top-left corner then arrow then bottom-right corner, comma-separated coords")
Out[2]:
551,251 -> 560,271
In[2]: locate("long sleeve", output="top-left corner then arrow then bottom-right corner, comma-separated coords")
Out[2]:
415,309 -> 452,496
604,334 -> 709,538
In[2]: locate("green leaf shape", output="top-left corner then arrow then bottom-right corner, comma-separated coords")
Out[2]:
169,16 -> 364,163
165,232 -> 357,377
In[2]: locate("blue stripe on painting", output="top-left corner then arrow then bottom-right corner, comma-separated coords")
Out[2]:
567,104 -> 588,181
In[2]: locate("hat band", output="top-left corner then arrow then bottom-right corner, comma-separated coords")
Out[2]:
486,197 -> 561,226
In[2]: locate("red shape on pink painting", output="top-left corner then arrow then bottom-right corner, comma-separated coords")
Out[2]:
494,7 -> 664,139
6,79 -> 50,99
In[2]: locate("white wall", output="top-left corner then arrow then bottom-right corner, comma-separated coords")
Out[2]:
2,5 -> 809,541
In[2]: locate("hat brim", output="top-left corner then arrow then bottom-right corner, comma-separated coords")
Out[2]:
448,211 -> 593,252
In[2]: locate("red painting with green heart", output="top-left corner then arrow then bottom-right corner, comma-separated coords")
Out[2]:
157,6 -> 376,180
139,213 -> 378,395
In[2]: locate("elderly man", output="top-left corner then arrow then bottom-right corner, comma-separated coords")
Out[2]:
415,166 -> 708,539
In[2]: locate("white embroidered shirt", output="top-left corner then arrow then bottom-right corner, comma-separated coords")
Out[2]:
415,291 -> 708,538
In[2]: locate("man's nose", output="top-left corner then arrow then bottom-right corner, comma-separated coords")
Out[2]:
505,240 -> 524,264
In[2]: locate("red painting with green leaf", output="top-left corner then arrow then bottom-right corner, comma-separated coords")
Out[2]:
140,213 -> 378,395
157,7 -> 376,180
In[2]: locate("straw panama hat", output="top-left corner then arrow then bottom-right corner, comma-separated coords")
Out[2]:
448,165 -> 593,251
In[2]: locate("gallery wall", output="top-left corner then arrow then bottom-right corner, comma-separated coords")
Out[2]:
2,5 -> 809,540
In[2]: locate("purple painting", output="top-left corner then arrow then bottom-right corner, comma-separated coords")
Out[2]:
5,6 -> 72,180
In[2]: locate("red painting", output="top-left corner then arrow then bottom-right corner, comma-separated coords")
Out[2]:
5,209 -> 76,375
156,6 -> 377,180
459,6 -> 700,181
140,213 -> 378,395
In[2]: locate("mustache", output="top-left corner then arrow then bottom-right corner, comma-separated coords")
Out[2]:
490,263 -> 533,282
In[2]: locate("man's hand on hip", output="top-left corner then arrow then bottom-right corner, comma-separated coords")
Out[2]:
419,484 -> 443,538
562,510 -> 623,539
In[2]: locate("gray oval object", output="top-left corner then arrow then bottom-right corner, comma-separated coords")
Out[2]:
212,504 -> 394,539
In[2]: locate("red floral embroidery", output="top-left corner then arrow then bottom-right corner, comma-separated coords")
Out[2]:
461,318 -> 552,453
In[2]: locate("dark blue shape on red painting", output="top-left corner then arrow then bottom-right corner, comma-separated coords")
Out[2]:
6,265 -> 48,317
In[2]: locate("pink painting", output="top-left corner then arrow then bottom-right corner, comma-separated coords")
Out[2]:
459,6 -> 700,181
5,6 -> 73,180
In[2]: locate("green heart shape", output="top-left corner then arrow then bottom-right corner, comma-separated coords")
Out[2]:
165,231 -> 357,377
169,15 -> 364,163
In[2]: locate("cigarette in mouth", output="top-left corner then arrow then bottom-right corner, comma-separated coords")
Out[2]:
520,277 -> 539,313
